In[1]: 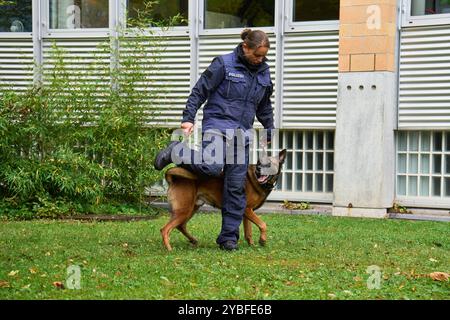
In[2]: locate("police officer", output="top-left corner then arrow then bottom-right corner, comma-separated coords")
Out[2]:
154,29 -> 274,251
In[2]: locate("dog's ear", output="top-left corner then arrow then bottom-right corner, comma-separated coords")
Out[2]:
278,149 -> 287,164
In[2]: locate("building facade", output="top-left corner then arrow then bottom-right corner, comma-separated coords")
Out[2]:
1,0 -> 449,216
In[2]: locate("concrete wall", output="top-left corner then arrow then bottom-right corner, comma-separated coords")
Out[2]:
333,0 -> 399,218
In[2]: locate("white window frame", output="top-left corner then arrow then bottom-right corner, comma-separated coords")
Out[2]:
121,0 -> 190,37
42,0 -> 113,38
198,0 -> 276,35
401,0 -> 450,27
268,130 -> 335,203
285,0 -> 339,33
0,32 -> 33,38
0,0 -> 33,37
395,130 -> 450,209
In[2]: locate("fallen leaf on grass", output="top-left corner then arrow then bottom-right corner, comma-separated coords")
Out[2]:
52,281 -> 65,289
0,281 -> 10,288
8,270 -> 19,277
282,200 -> 310,210
29,268 -> 37,274
343,290 -> 352,295
96,283 -> 108,289
160,276 -> 172,285
429,272 -> 449,282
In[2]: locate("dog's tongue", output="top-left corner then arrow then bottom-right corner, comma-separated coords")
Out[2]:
258,175 -> 269,183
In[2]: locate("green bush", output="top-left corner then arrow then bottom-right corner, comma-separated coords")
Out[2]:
0,1 -> 179,219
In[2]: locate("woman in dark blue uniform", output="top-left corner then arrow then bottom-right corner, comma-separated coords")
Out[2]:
155,29 -> 274,251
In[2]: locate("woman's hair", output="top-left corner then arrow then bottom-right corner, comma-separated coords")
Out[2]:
240,29 -> 270,49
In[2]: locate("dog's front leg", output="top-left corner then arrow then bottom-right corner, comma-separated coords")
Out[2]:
244,208 -> 267,246
243,215 -> 254,246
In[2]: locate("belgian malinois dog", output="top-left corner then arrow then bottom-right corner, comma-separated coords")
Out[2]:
160,149 -> 287,251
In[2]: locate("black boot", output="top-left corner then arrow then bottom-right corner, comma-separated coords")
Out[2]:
154,141 -> 179,170
219,240 -> 238,251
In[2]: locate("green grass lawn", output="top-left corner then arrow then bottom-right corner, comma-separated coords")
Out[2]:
0,213 -> 448,300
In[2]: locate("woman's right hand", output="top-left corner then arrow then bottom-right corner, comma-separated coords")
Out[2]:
181,122 -> 194,136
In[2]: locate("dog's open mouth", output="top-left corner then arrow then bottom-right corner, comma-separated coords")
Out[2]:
257,175 -> 269,184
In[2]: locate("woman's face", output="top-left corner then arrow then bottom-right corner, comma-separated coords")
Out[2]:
242,43 -> 269,66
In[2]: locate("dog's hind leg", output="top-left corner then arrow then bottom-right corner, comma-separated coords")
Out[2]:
177,223 -> 198,246
244,208 -> 267,246
243,216 -> 254,246
160,214 -> 187,251
176,204 -> 199,246
161,179 -> 197,251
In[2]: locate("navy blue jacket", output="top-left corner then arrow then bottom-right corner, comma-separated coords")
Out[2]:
182,45 -> 274,137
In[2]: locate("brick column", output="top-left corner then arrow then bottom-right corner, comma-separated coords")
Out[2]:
333,0 -> 399,218
339,0 -> 397,72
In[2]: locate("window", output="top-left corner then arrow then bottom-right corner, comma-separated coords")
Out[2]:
127,0 -> 188,27
204,0 -> 275,29
397,131 -> 450,198
0,0 -> 32,32
49,0 -> 109,29
411,0 -> 450,16
293,0 -> 340,22
274,131 -> 334,194
403,0 -> 450,27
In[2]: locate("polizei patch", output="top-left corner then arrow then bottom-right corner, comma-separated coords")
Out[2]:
228,72 -> 244,79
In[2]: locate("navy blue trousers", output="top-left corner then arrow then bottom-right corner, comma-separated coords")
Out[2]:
177,133 -> 249,244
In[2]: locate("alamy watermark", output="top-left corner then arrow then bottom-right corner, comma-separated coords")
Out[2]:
169,128 -> 279,176
66,5 -> 81,29
366,5 -> 381,30
66,265 -> 81,290
366,265 -> 382,290
367,5 -> 382,30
